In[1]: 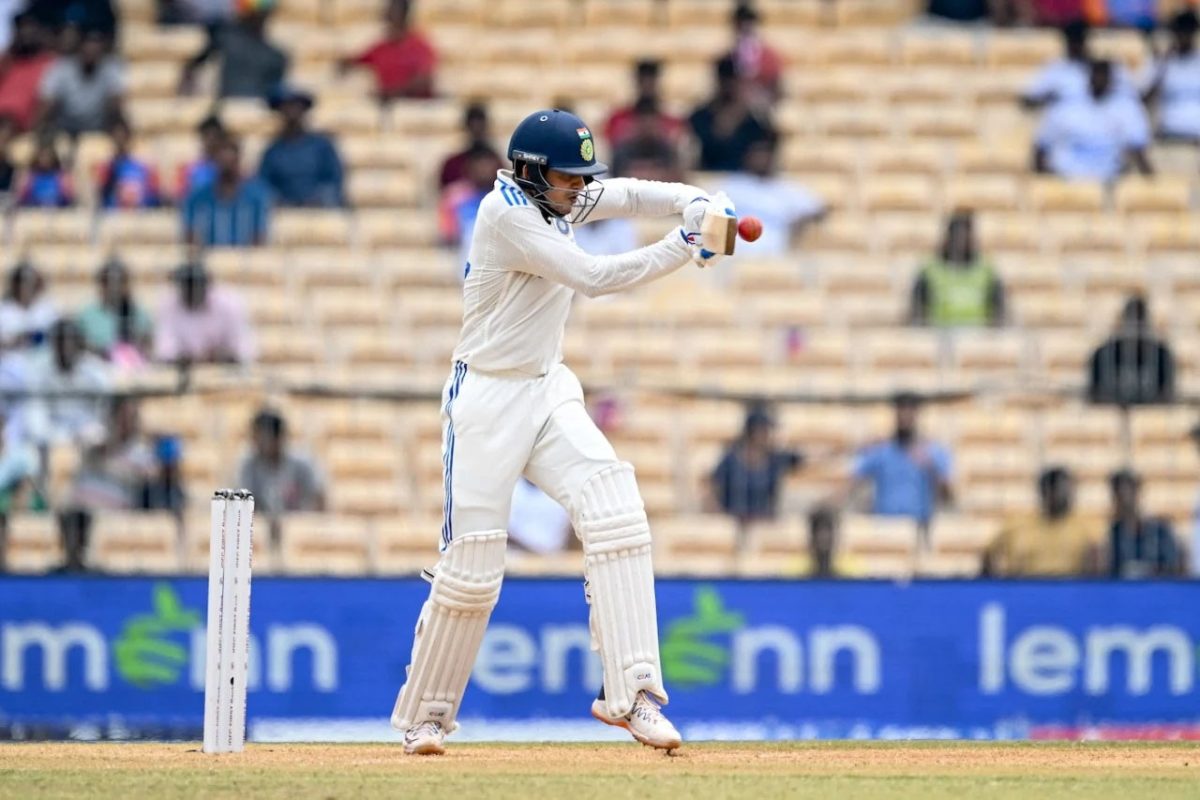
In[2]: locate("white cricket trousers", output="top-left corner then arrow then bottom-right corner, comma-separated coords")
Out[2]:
438,360 -> 622,546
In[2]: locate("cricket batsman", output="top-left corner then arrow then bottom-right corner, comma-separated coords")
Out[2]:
392,108 -> 735,755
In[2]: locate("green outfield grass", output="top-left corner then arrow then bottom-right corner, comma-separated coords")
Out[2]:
1,741 -> 1197,800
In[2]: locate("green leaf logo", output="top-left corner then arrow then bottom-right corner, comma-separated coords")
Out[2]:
660,586 -> 744,688
113,583 -> 201,688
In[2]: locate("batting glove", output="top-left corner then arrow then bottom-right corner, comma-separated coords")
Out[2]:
680,193 -> 737,268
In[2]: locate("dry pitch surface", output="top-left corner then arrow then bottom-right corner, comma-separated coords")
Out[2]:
1,742 -> 1197,799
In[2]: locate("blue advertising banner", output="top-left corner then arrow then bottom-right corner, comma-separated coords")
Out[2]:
1,577 -> 1198,740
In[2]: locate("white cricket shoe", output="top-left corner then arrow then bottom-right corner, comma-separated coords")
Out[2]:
402,720 -> 446,755
591,691 -> 682,751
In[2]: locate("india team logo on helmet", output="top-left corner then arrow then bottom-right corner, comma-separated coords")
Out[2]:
577,127 -> 595,160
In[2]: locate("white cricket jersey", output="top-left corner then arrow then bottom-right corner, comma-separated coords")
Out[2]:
451,170 -> 704,377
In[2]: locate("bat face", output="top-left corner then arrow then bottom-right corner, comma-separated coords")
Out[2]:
701,207 -> 737,256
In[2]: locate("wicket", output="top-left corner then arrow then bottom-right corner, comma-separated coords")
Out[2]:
203,489 -> 255,754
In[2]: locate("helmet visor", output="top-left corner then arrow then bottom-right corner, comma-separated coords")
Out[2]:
552,160 -> 609,177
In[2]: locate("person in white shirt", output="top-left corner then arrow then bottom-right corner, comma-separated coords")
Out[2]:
720,133 -> 824,257
1023,20 -> 1134,110
16,319 -> 112,449
391,108 -> 731,757
0,260 -> 58,351
1142,10 -> 1200,141
1034,59 -> 1153,182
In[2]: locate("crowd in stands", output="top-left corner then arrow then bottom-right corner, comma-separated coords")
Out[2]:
0,0 -> 1196,579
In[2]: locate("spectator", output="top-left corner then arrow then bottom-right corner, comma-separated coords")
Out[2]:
611,97 -> 683,181
910,209 -> 1005,327
689,56 -> 773,172
69,395 -> 156,510
438,102 -> 492,189
1107,469 -> 1183,578
438,144 -> 501,269
17,138 -> 74,207
508,477 -> 573,554
0,260 -> 58,350
709,405 -> 805,542
604,59 -> 685,146
1087,294 -> 1174,406
180,0 -> 287,100
341,0 -> 436,102
49,508 -> 92,573
0,11 -> 55,133
18,319 -> 112,448
1034,59 -> 1152,181
236,407 -> 326,548
258,86 -> 345,208
982,466 -> 1101,577
1022,19 -> 1133,109
96,118 -> 163,208
139,433 -> 186,516
76,258 -> 154,360
728,2 -> 783,109
153,262 -> 255,365
847,392 -> 953,530
36,28 -> 124,137
719,133 -> 824,256
182,133 -> 271,247
1141,10 -> 1200,141
177,114 -> 224,198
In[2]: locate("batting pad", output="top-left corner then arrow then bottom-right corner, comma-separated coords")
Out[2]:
391,530 -> 507,732
576,463 -> 668,719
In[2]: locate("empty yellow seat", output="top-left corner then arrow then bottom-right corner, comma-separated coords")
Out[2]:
4,514 -> 60,573
1029,179 -> 1105,212
279,513 -> 371,575
92,512 -> 182,574
272,210 -> 354,247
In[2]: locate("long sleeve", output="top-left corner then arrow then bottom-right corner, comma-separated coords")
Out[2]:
497,204 -> 692,298
584,177 -> 707,223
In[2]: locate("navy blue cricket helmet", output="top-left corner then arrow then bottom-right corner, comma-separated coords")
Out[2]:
508,108 -> 607,223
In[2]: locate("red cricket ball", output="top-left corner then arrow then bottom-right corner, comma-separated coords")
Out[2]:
738,215 -> 763,243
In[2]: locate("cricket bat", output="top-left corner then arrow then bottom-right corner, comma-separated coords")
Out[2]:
700,205 -> 737,256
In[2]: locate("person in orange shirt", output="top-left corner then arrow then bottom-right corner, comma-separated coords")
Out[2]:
982,466 -> 1104,577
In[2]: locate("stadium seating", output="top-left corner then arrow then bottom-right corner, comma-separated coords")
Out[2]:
0,0 -> 1196,578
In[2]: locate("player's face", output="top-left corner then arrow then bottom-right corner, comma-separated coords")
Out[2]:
543,169 -> 587,216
